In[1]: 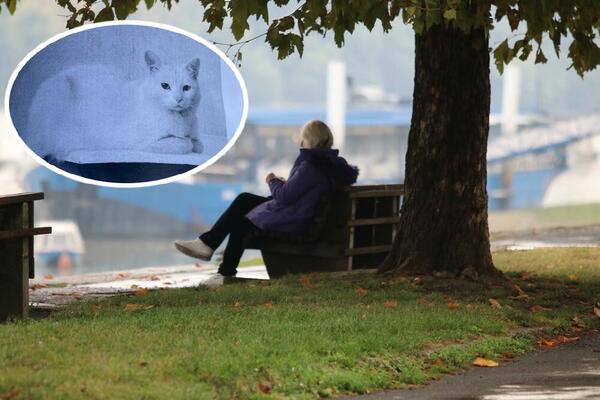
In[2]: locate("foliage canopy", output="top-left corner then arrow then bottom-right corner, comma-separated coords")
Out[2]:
1,0 -> 598,75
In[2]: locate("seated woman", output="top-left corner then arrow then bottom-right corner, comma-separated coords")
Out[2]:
174,119 -> 359,277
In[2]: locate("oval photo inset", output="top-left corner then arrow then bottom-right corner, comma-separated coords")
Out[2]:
5,21 -> 248,187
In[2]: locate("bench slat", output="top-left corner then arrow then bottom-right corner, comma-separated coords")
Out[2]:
348,216 -> 401,226
0,227 -> 52,240
0,192 -> 44,206
345,184 -> 404,192
345,244 -> 392,256
349,189 -> 404,199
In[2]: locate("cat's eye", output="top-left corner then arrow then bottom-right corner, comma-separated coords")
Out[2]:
161,83 -> 170,90
182,85 -> 191,92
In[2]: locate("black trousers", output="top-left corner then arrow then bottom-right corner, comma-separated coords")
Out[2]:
200,192 -> 269,275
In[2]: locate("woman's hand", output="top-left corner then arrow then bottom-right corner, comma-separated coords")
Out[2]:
265,172 -> 276,183
266,172 -> 286,183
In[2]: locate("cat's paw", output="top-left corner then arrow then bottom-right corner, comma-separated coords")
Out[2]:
192,139 -> 203,153
150,136 -> 193,154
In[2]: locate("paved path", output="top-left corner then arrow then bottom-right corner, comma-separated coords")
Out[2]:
491,225 -> 600,251
29,264 -> 269,308
29,225 -> 600,309
338,333 -> 600,400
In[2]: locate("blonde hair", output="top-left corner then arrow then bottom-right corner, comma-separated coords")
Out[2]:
300,119 -> 334,149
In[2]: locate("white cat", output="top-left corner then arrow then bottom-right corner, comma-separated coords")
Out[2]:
25,50 -> 202,161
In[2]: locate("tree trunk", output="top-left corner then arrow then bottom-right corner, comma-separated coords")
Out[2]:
379,22 -> 506,282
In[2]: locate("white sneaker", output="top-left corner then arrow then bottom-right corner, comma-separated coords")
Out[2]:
174,238 -> 214,261
202,272 -> 236,285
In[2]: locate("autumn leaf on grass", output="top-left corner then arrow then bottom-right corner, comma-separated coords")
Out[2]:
430,358 -> 445,366
537,337 -> 558,349
134,287 -> 149,295
567,274 -> 579,283
232,301 -> 242,309
488,298 -> 501,308
558,335 -> 580,343
472,357 -> 498,367
510,283 -> 529,298
384,300 -> 398,308
0,388 -> 21,399
256,381 -> 272,394
263,301 -> 274,309
124,303 -> 154,312
299,274 -> 316,289
520,272 -> 534,281
566,284 -> 580,292
355,287 -> 368,296
124,303 -> 144,311
447,300 -> 460,310
32,283 -> 47,290
508,293 -> 530,301
530,305 -> 551,313
571,326 -> 584,332
91,304 -> 102,312
571,316 -> 585,331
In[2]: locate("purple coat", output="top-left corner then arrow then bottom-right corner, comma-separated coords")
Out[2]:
246,148 -> 359,233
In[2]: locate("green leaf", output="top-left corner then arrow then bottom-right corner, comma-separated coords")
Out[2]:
230,0 -> 250,40
8,0 -> 16,15
535,48 -> 547,64
247,0 -> 268,23
493,39 -> 510,74
231,18 -> 250,40
94,6 -> 115,22
390,0 -> 401,18
113,0 -> 138,20
413,17 -> 424,35
278,15 -> 294,31
425,9 -> 442,31
453,7 -> 472,32
266,26 -> 280,47
203,5 -> 227,33
144,0 -> 154,10
443,8 -> 456,21
291,34 -> 304,57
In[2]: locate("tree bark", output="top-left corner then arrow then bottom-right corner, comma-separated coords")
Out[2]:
379,21 -> 507,282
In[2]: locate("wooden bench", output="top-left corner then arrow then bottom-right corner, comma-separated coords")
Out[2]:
0,192 -> 51,321
245,184 -> 404,278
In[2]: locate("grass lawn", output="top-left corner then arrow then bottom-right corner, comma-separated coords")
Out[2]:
489,202 -> 600,232
1,248 -> 599,399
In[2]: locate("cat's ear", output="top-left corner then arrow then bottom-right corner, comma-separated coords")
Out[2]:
186,58 -> 200,80
145,51 -> 161,73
